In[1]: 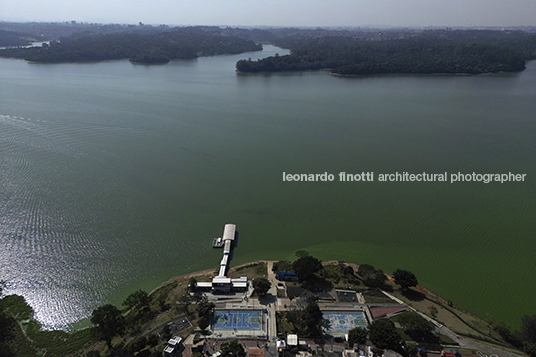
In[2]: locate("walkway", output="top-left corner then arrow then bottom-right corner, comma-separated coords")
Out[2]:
381,290 -> 523,357
266,261 -> 278,341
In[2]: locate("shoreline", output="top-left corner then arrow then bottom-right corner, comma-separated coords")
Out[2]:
149,259 -> 274,295
143,259 -> 521,354
150,259 -> 445,306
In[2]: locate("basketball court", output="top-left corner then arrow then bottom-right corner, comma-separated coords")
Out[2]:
213,310 -> 262,331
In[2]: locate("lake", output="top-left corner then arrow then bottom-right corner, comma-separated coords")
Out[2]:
0,45 -> 534,330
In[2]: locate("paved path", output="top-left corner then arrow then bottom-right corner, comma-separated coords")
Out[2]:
381,290 -> 523,357
266,261 -> 278,341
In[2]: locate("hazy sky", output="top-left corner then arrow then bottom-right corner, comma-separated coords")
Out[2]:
2,0 -> 536,27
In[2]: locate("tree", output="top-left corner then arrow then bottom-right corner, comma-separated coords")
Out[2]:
0,304 -> 21,357
522,315 -> 536,357
303,298 -> 323,338
197,300 -> 215,331
128,335 -> 147,354
197,300 -> 215,318
406,343 -> 419,357
122,289 -> 150,310
357,264 -> 376,278
90,304 -> 125,351
252,277 -> 271,297
147,333 -> 159,352
221,340 -> 246,357
189,277 -> 198,292
397,312 -> 436,342
524,342 -> 536,357
198,315 -> 211,331
375,270 -> 387,285
393,269 -> 418,291
343,265 -> 355,276
368,318 -> 403,351
428,306 -> 438,319
272,260 -> 293,273
522,315 -> 536,343
162,324 -> 172,341
284,297 -> 323,338
179,293 -> 192,315
357,264 -> 386,287
348,326 -> 368,346
293,255 -> 323,282
491,319 -> 522,347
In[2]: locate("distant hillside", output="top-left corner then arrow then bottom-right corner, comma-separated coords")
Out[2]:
0,29 -> 33,47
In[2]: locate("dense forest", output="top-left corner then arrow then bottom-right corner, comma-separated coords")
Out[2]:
0,26 -> 262,63
2,22 -> 536,71
236,29 -> 536,75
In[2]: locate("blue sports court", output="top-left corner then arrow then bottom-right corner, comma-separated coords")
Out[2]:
213,310 -> 262,330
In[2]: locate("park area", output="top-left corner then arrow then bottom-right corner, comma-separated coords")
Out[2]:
323,311 -> 367,334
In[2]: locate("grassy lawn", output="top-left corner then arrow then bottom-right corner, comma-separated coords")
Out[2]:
362,296 -> 393,304
439,333 -> 456,345
26,321 -> 96,357
388,286 -> 503,342
229,262 -> 268,280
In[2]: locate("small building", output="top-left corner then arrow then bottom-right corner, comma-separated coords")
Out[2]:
276,271 -> 299,281
212,276 -> 232,293
287,334 -> 299,347
196,282 -> 213,292
222,224 -> 236,241
163,336 -> 183,356
231,277 -> 248,291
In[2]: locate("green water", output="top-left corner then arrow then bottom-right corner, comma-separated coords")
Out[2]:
0,45 -> 534,329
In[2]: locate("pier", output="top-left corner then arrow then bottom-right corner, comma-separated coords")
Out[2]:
200,224 -> 247,293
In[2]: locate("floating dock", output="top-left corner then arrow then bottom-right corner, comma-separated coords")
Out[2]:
212,237 -> 224,247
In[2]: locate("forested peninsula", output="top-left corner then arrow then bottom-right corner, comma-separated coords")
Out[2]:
0,24 -> 262,63
236,29 -> 536,75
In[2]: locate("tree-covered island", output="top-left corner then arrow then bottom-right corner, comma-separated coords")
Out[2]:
0,25 -> 262,64
236,29 -> 536,75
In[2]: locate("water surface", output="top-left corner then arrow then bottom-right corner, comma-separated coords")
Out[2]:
0,45 -> 534,329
